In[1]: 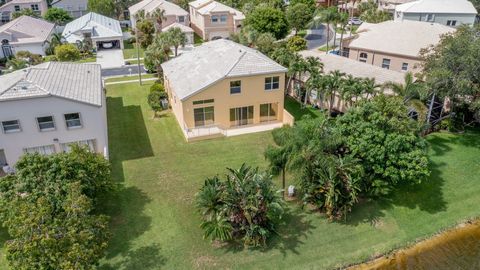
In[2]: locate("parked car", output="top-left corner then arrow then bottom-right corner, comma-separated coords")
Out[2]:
348,17 -> 363,25
102,42 -> 114,49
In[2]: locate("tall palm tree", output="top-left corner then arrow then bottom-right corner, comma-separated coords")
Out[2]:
287,54 -> 308,99
45,33 -> 64,55
303,56 -> 324,107
265,127 -> 293,198
324,70 -> 346,115
362,77 -> 381,99
149,8 -> 167,33
144,32 -> 171,79
337,12 -> 349,55
166,27 -> 187,56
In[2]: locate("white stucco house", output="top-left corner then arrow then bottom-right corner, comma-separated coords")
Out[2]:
62,12 -> 124,50
0,0 -> 48,25
51,0 -> 88,19
0,15 -> 55,58
0,62 -> 108,167
394,0 -> 478,27
128,0 -> 190,30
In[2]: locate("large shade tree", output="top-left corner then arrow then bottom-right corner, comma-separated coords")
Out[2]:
245,6 -> 289,39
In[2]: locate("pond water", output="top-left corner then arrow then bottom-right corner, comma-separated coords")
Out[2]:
350,221 -> 480,270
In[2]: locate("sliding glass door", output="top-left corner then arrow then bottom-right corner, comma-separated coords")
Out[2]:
230,106 -> 254,127
260,103 -> 278,122
194,106 -> 215,127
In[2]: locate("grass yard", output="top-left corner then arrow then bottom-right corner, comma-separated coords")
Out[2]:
105,74 -> 157,83
123,40 -> 145,59
0,83 -> 479,269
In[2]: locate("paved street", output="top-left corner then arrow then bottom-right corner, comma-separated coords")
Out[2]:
101,64 -> 146,77
305,24 -> 329,50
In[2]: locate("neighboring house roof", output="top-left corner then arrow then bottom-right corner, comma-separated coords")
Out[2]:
162,39 -> 287,101
51,0 -> 87,6
347,20 -> 455,58
163,22 -> 193,33
189,0 -> 245,20
0,62 -> 103,106
129,0 -> 188,17
62,12 -> 122,43
0,15 -> 54,44
0,0 -> 44,9
396,0 -> 478,14
299,51 -> 405,85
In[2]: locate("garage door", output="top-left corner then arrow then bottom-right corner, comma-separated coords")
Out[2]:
208,31 -> 230,41
97,40 -> 121,50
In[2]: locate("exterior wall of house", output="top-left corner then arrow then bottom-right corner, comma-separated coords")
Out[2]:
0,95 -> 109,165
0,0 -> 48,24
189,5 -> 243,40
166,72 -> 286,130
130,12 -> 189,30
344,46 -> 422,73
0,30 -> 52,57
394,12 -> 476,26
189,6 -> 206,39
164,77 -> 186,130
52,0 -> 88,18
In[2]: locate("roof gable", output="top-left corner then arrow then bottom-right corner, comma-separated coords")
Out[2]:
62,12 -> 122,43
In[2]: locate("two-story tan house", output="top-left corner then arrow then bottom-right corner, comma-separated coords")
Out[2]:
161,39 -> 293,141
0,0 -> 48,25
341,20 -> 455,72
189,0 -> 245,41
129,0 -> 190,30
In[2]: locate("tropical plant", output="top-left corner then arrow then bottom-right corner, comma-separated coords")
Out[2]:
148,87 -> 168,118
310,7 -> 339,53
45,33 -> 65,55
166,27 -> 187,56
286,35 -> 307,52
322,70 -> 346,115
55,43 -> 81,61
87,0 -> 116,17
15,51 -> 43,65
255,32 -> 277,55
136,19 -> 155,49
44,7 -> 72,25
196,164 -> 284,247
358,0 -> 392,23
144,32 -> 171,78
149,8 -> 167,32
264,127 -> 293,197
6,58 -> 28,70
12,8 -> 39,19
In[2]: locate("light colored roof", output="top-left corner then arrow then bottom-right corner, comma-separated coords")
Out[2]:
299,51 -> 405,85
62,12 -> 122,43
396,0 -> 478,14
163,22 -> 194,33
51,0 -> 87,5
0,62 -> 103,106
0,16 -> 54,44
348,20 -> 455,57
128,0 -> 188,17
162,39 -> 287,101
0,0 -> 44,8
189,0 -> 245,20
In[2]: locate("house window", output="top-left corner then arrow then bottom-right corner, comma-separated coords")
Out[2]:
382,58 -> 391,69
1,12 -> 10,23
2,120 -> 21,133
220,15 -> 227,22
193,106 -> 215,127
192,99 -> 214,105
265,76 -> 280,90
425,14 -> 435,22
260,103 -> 278,122
64,113 -> 82,129
61,139 -> 96,153
401,63 -> 409,71
342,47 -> 350,58
230,80 -> 241,94
23,145 -> 56,155
230,106 -> 254,126
14,5 -> 20,11
359,52 -> 368,63
447,20 -> 457,26
178,16 -> 185,23
211,15 -> 218,23
37,116 -> 55,131
31,4 -> 39,11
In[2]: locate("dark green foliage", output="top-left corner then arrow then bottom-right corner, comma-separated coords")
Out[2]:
286,35 -> 307,52
44,7 -> 73,25
55,44 -> 81,61
196,164 -> 284,247
88,0 -> 116,17
136,19 -> 155,49
12,8 -> 39,19
150,83 -> 165,93
337,95 -> 430,196
147,90 -> 168,116
286,3 -> 314,34
16,51 -> 43,65
245,6 -> 289,39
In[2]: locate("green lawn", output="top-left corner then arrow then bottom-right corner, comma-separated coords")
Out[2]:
194,33 -> 204,46
0,83 -> 479,269
123,41 -> 144,59
105,74 -> 156,83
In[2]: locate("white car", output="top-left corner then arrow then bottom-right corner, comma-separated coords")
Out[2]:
348,17 -> 363,25
102,42 -> 114,49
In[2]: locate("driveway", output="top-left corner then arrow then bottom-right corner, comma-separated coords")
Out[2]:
96,49 -> 125,69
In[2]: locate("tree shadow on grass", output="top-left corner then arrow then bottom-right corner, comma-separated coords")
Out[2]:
99,243 -> 166,270
284,96 -> 322,121
220,205 -> 315,256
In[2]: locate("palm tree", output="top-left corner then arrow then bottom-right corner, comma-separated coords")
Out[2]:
45,33 -> 64,55
384,72 -> 428,121
324,70 -> 346,116
264,127 -> 293,198
166,27 -> 187,57
144,33 -> 171,79
310,7 -> 339,53
337,12 -> 349,55
287,54 -> 308,99
361,78 -> 381,99
149,8 -> 167,33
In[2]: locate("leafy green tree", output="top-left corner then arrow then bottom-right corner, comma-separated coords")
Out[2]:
136,19 -> 155,49
255,32 -> 277,54
358,0 -> 392,23
144,32 -> 172,76
148,88 -> 168,118
12,8 -> 39,19
196,164 -> 284,247
286,3 -> 314,35
245,6 -> 289,39
88,0 -> 116,17
55,43 -> 81,61
286,35 -> 307,52
289,0 -> 316,12
166,27 -> 187,56
44,7 -> 72,25
336,95 -> 430,196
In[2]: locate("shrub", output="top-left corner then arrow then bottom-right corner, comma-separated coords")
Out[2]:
16,51 -> 43,65
55,44 -> 81,61
150,82 -> 165,93
287,36 -> 307,52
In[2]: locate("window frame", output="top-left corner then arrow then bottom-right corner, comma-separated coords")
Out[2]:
425,13 -> 435,22
36,115 -> 56,132
178,15 -> 185,23
230,80 -> 241,95
447,20 -> 457,26
1,119 -> 21,134
265,76 -> 280,91
31,4 -> 39,11
211,15 -> 219,23
401,62 -> 409,71
64,113 -> 82,130
381,58 -> 391,69
14,5 -> 20,12
359,52 -> 368,63
220,14 -> 227,23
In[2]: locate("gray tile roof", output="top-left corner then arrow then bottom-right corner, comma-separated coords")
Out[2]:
0,62 -> 103,106
161,39 -> 287,101
129,0 -> 188,17
396,0 -> 478,14
0,16 -> 55,44
62,12 -> 123,44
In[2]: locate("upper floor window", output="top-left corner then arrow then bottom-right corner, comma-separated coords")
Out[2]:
14,5 -> 20,11
2,120 -> 21,134
401,63 -> 409,71
211,15 -> 218,23
230,80 -> 241,94
193,99 -> 214,105
31,4 -> 39,11
359,52 -> 368,63
178,16 -> 185,23
425,14 -> 435,22
220,15 -> 227,22
265,76 -> 280,90
1,12 -> 10,23
64,113 -> 82,129
446,20 -> 457,26
37,116 -> 55,131
382,58 -> 391,69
